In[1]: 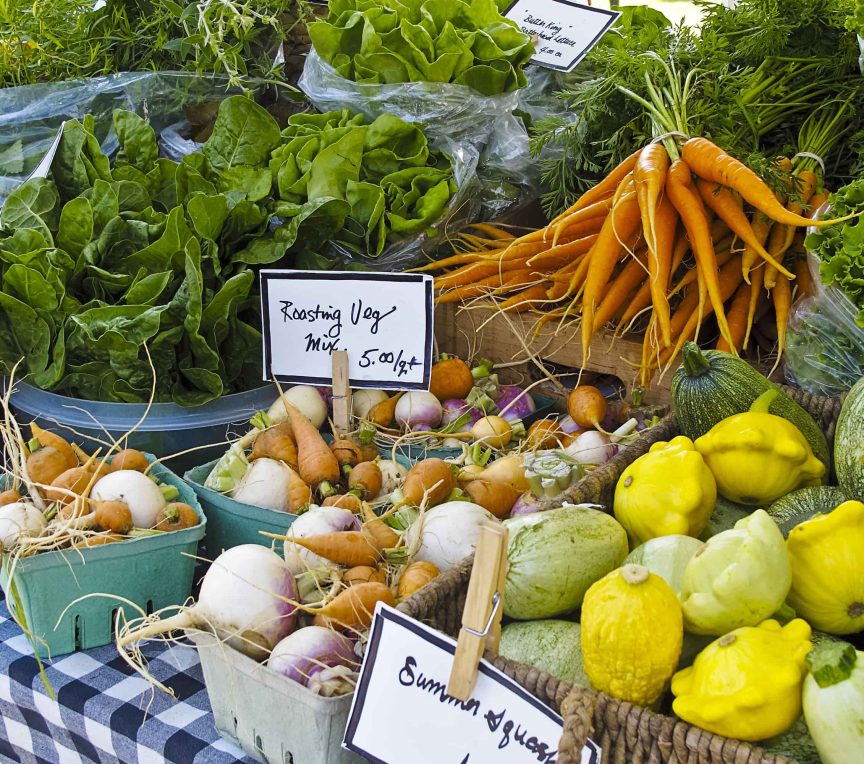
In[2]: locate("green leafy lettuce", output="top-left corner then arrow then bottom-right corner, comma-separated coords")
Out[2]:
805,179 -> 864,327
308,0 -> 534,96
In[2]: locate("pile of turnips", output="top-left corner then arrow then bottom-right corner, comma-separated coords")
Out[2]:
205,385 -> 406,513
355,355 -> 538,450
0,420 -> 199,554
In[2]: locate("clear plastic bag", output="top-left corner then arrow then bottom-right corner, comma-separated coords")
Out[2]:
785,251 -> 864,396
0,71 -> 287,204
298,48 -> 538,226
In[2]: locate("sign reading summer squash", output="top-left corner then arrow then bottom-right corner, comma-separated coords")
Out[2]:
343,604 -> 601,763
259,271 -> 433,390
503,0 -> 619,72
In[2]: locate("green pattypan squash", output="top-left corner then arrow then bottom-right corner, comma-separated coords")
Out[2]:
680,509 -> 791,635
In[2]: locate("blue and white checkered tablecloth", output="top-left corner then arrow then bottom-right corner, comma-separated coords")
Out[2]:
0,589 -> 256,764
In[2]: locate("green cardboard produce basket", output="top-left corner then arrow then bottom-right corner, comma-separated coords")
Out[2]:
184,460 -> 296,556
0,457 -> 205,658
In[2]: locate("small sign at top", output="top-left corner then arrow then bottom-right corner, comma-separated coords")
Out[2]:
504,0 -> 620,72
259,270 -> 434,390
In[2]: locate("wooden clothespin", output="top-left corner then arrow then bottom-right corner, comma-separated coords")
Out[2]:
331,351 -> 352,437
447,523 -> 508,702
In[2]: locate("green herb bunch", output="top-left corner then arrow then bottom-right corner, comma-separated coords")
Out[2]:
0,0 -> 312,89
532,0 -> 862,216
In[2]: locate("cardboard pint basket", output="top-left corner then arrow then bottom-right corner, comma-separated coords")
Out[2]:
397,385 -> 843,764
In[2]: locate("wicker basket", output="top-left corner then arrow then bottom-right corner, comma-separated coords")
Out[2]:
398,385 -> 843,764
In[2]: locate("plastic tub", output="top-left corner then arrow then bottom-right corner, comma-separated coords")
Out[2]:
9,381 -> 277,473
185,460 -> 296,556
189,630 -> 362,764
0,457 -> 206,658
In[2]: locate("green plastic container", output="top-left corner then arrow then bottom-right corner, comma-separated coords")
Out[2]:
185,460 -> 296,556
0,458 -> 205,658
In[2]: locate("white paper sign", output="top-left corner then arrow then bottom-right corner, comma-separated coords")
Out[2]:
504,0 -> 619,72
344,605 -> 601,764
259,270 -> 434,390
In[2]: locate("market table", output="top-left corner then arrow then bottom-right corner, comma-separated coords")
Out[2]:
0,589 -> 255,764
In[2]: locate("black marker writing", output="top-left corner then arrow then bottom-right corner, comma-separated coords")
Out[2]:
398,656 -> 481,716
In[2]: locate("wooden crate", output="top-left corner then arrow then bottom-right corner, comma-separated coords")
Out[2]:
433,302 -> 671,405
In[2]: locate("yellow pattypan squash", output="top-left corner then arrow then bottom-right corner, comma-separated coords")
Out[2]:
786,500 -> 864,635
581,563 -> 683,706
614,436 -> 716,546
694,391 -> 825,505
671,618 -> 812,741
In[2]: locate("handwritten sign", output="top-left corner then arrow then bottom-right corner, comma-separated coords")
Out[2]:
259,271 -> 433,390
504,0 -> 619,72
344,605 -> 601,763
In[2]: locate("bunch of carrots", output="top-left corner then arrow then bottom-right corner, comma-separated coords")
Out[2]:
417,124 -> 853,384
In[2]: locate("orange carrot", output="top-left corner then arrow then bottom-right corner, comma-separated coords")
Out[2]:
773,269 -> 793,359
312,582 -> 396,632
580,188 -> 643,363
743,263 -> 765,349
282,404 -> 340,493
634,142 -> 671,258
793,255 -> 813,298
467,223 -> 514,240
648,194 -> 678,347
361,511 -> 401,550
696,179 -> 794,278
741,211 -> 774,283
550,196 -> 614,244
682,138 -> 853,227
497,284 -> 549,312
286,466 -> 313,512
250,422 -> 298,468
435,269 -> 532,303
670,245 -> 734,296
401,458 -> 455,507
527,234 -> 599,268
592,249 -> 648,332
463,480 -> 520,519
716,282 -> 750,353
550,148 -> 642,224
666,159 -> 735,350
366,393 -> 403,428
288,531 -> 381,567
348,461 -> 383,500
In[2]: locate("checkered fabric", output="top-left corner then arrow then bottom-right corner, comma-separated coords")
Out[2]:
0,589 -> 256,764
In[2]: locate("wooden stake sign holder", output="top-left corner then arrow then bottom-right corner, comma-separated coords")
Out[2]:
446,523 -> 509,702
331,351 -> 352,436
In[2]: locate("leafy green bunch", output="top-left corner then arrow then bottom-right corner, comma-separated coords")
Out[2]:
0,97 -> 458,403
308,0 -> 535,96
0,0 -> 311,89
270,109 -> 456,257
805,179 -> 864,325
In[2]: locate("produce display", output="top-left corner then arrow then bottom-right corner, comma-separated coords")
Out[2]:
4,0 -> 864,761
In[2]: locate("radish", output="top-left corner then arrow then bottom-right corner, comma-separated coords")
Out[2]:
90,470 -> 166,529
118,545 -> 298,660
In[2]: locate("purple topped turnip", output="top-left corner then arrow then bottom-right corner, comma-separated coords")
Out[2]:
495,385 -> 535,423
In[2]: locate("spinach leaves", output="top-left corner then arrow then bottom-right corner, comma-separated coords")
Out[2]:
0,96 -> 456,404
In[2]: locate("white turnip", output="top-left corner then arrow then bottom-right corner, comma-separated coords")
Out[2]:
118,544 -> 298,660
90,470 -> 166,529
